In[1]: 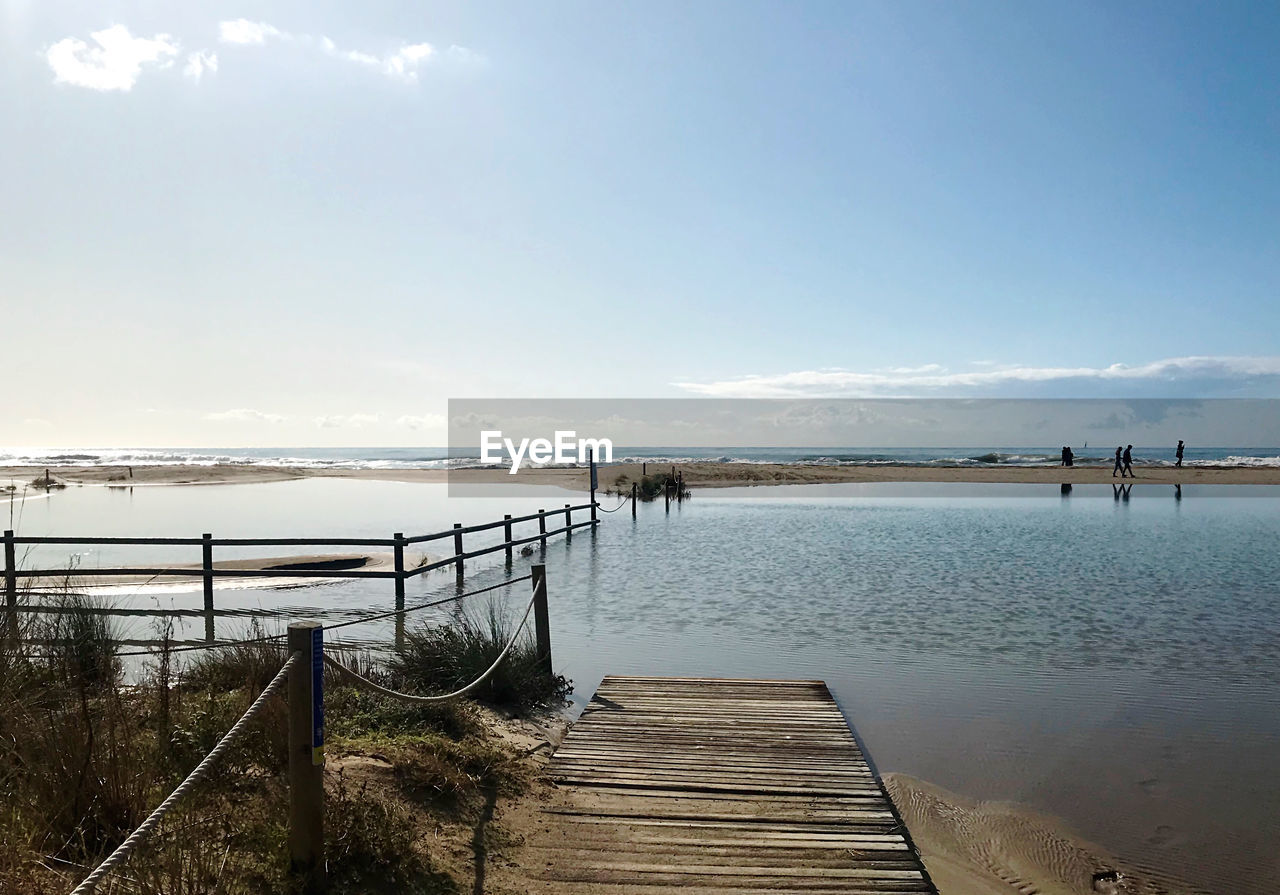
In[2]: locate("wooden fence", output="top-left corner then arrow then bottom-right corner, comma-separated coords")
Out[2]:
3,502 -> 597,644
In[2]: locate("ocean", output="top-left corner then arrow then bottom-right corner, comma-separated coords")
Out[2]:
4,444 -> 1280,468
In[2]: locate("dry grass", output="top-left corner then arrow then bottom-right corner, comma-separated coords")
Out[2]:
0,592 -> 563,895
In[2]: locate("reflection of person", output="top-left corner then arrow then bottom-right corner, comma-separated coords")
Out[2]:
1123,445 -> 1134,477
1176,440 -> 1185,468
1113,446 -> 1126,478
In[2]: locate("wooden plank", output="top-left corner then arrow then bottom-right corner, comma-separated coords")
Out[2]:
523,676 -> 937,893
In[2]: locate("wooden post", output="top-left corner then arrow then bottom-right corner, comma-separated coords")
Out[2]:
631,482 -> 638,519
503,514 -> 513,565
453,524 -> 464,580
589,448 -> 598,523
531,564 -> 552,676
392,533 -> 405,606
538,510 -> 547,551
665,481 -> 670,512
392,533 -> 406,649
564,504 -> 572,541
287,622 -> 325,890
4,530 -> 16,639
202,533 -> 214,643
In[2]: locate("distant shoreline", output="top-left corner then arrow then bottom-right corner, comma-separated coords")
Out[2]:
4,461 -> 1280,488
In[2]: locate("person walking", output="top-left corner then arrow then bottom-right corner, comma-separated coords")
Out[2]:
1123,444 -> 1135,478
1113,446 -> 1126,478
1176,440 -> 1185,468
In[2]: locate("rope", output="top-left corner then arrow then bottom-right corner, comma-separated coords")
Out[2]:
69,652 -> 301,895
324,583 -> 540,703
595,496 -> 632,514
112,574 -> 533,657
322,575 -> 532,635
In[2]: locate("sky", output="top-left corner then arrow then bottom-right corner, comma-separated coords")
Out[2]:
2,1 -> 1279,446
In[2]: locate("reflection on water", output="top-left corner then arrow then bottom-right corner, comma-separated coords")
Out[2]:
10,479 -> 1280,894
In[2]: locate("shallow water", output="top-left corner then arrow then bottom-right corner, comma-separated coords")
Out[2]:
10,479 -> 1280,894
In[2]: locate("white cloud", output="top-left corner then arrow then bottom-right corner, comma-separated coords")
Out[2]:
183,50 -> 218,82
46,25 -> 179,92
314,414 -> 380,429
204,408 -> 287,423
325,40 -> 435,81
674,356 -> 1280,398
396,414 -> 447,430
218,19 -> 285,45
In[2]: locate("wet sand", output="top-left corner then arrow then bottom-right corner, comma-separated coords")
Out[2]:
884,773 -> 1194,895
4,461 -> 1279,490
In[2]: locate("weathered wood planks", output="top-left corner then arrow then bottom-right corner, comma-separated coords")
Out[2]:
527,675 -> 937,893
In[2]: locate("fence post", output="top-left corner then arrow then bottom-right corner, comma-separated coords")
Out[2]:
287,622 -> 326,891
589,448 -> 597,524
392,533 -> 405,649
631,482 -> 638,519
538,510 -> 547,551
665,480 -> 670,512
453,524 -> 464,580
392,533 -> 405,610
564,504 -> 572,541
202,533 -> 214,643
531,564 -> 552,676
503,514 -> 513,566
4,530 -> 16,639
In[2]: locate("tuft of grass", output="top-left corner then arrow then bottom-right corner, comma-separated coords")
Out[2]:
388,598 -> 572,715
184,621 -> 287,694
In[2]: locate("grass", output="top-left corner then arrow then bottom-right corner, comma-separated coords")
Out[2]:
0,588 -> 568,895
608,471 -> 689,502
388,597 -> 573,714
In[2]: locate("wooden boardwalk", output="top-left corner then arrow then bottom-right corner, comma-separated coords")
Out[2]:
526,675 -> 937,893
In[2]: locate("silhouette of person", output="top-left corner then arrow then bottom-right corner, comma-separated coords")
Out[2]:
1123,444 -> 1134,478
1064,446 -> 1074,467
1113,446 -> 1126,478
1061,446 -> 1069,467
1175,440 -> 1185,468
1174,483 -> 1182,501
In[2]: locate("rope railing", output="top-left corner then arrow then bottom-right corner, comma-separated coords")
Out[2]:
106,574 -> 535,658
70,652 -> 301,895
596,495 -> 632,514
323,581 -> 540,704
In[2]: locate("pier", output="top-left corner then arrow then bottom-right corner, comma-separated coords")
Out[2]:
527,675 -> 937,892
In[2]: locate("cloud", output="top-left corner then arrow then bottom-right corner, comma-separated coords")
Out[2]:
204,408 -> 287,423
396,414 -> 447,430
324,39 -> 436,81
218,19 -> 284,45
674,356 -> 1280,398
217,19 -> 466,82
314,414 -> 380,428
183,50 -> 217,82
46,25 -> 179,91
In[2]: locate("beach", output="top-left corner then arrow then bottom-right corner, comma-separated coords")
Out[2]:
5,461 -> 1280,490
8,473 -> 1280,893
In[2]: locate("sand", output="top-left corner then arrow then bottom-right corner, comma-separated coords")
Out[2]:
4,461 -> 1279,491
883,773 -> 1192,895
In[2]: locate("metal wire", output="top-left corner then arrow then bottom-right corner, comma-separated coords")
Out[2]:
69,652 -> 301,895
323,582 -> 540,704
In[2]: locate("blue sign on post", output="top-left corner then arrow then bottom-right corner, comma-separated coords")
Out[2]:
311,626 -> 324,765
